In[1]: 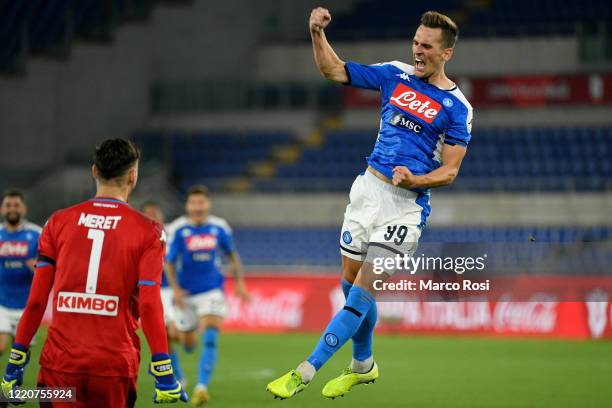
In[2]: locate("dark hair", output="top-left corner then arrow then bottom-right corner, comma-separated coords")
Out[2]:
2,189 -> 25,202
187,184 -> 210,198
420,11 -> 459,49
141,200 -> 160,211
93,139 -> 140,180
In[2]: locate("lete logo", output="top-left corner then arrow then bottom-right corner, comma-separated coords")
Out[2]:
390,83 -> 441,124
186,234 -> 217,251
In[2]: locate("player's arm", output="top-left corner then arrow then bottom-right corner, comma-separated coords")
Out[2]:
219,226 -> 250,301
227,251 -> 251,302
309,7 -> 348,83
164,260 -> 186,309
2,254 -> 55,398
392,144 -> 467,189
139,230 -> 188,403
14,257 -> 55,345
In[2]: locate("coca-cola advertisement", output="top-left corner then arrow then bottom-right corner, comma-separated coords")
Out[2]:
224,274 -> 612,339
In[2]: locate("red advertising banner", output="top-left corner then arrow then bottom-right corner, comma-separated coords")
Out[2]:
343,73 -> 612,107
224,274 -> 612,340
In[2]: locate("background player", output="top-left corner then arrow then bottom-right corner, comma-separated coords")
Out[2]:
0,190 -> 41,356
165,185 -> 251,406
141,200 -> 186,387
1,139 -> 187,406
267,8 -> 473,399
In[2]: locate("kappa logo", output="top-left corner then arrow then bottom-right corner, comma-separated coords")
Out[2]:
390,83 -> 441,124
397,72 -> 411,81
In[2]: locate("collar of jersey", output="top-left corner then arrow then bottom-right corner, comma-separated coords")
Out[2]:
1,221 -> 26,233
415,75 -> 457,92
91,197 -> 128,205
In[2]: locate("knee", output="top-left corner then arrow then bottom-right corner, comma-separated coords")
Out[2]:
341,258 -> 361,283
183,332 -> 197,352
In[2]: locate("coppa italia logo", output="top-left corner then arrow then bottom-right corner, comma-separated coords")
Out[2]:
390,83 -> 441,123
186,234 -> 217,251
0,241 -> 28,257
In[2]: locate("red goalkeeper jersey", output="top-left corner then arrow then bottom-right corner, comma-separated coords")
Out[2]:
36,197 -> 165,377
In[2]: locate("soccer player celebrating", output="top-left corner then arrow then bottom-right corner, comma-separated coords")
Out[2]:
141,200 -> 186,387
1,139 -> 187,405
165,185 -> 250,406
267,8 -> 473,399
0,190 -> 41,355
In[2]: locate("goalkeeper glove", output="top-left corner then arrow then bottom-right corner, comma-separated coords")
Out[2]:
149,353 -> 188,404
1,343 -> 30,405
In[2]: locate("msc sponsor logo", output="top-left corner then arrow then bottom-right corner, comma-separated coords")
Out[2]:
186,234 -> 218,251
0,241 -> 28,257
57,291 -> 119,316
389,83 -> 441,123
389,113 -> 422,133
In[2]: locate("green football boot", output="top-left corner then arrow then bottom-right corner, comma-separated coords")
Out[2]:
266,370 -> 308,399
322,362 -> 378,399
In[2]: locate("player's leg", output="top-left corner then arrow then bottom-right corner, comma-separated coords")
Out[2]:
267,173 -> 377,399
0,305 -> 15,356
172,298 -> 199,354
167,322 -> 185,386
0,334 -> 9,356
268,264 -> 383,399
341,255 -> 377,371
191,289 -> 227,406
161,287 -> 185,385
322,189 -> 423,398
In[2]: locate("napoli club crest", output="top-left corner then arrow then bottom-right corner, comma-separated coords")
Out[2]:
342,231 -> 352,244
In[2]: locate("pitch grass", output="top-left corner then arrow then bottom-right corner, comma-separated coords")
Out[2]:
2,329 -> 611,407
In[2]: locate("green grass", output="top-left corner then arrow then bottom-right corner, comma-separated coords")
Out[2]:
2,329 -> 612,407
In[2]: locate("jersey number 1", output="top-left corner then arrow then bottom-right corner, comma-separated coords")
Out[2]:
86,229 -> 104,294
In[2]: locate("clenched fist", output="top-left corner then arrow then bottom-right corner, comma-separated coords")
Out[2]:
309,7 -> 331,33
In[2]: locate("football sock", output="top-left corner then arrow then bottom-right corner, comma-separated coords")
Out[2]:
341,278 -> 377,362
296,361 -> 316,383
306,285 -> 375,371
198,327 -> 219,386
169,350 -> 184,382
351,356 -> 374,374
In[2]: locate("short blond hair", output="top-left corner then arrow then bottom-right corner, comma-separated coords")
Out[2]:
420,11 -> 459,49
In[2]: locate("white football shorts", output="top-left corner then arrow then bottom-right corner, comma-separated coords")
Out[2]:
0,305 -> 23,336
173,289 -> 227,332
339,169 -> 423,274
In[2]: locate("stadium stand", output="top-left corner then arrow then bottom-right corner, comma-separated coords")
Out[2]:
0,0 -> 189,73
233,226 -> 612,266
156,127 -> 612,193
325,0 -> 611,39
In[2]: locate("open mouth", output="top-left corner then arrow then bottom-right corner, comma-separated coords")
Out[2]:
414,57 -> 425,73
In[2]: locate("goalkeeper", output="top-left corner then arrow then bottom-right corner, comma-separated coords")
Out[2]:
1,139 -> 188,406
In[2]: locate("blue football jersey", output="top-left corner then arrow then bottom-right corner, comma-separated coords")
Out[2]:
0,222 -> 42,309
345,60 -> 473,226
166,215 -> 234,295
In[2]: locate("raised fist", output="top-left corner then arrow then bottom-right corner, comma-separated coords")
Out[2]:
309,7 -> 331,33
